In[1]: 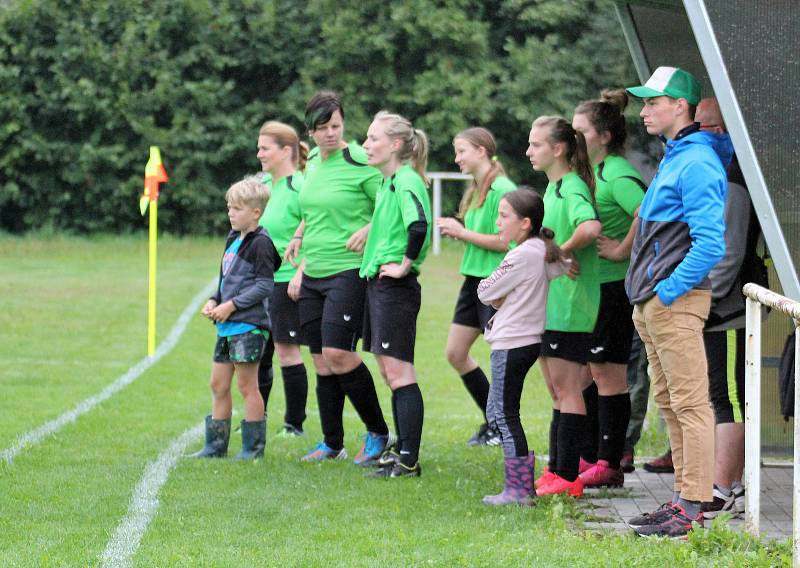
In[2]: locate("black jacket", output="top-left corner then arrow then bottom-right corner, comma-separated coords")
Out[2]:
211,227 -> 281,329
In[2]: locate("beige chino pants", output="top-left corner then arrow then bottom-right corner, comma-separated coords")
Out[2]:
632,289 -> 714,503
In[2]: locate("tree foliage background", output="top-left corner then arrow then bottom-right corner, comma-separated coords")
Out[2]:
0,0 -> 638,235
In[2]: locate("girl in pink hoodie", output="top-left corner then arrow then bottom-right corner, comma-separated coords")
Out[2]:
477,187 -> 570,505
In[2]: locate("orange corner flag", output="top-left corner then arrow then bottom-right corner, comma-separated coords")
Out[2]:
140,146 -> 169,215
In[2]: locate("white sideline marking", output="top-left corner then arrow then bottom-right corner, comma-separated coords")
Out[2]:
1,278 -> 216,463
99,422 -> 204,568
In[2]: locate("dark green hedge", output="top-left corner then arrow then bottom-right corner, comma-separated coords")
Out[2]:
0,0 -> 636,235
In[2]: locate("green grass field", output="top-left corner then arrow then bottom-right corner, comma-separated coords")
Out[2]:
0,235 -> 790,566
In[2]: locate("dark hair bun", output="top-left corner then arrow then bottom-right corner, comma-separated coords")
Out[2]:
599,89 -> 628,113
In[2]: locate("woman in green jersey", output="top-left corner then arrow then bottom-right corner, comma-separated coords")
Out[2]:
436,127 -> 515,446
527,116 -> 601,497
571,90 -> 645,488
286,91 -> 391,464
256,120 -> 311,436
360,111 -> 432,478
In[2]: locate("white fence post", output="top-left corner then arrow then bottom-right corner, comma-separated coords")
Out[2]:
426,172 -> 471,255
744,295 -> 762,536
742,283 -> 800,565
432,177 -> 442,256
794,325 -> 800,567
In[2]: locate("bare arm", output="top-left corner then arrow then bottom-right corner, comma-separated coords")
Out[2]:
437,217 -> 507,252
597,210 -> 640,261
560,219 -> 602,254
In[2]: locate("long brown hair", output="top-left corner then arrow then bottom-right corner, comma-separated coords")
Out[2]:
454,127 -> 506,219
503,186 -> 561,262
373,111 -> 429,184
532,116 -> 596,200
574,88 -> 629,156
259,120 -> 309,171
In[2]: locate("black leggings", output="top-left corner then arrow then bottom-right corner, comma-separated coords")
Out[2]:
486,344 -> 541,458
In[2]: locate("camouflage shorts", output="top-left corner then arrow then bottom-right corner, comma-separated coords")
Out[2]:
213,331 -> 267,364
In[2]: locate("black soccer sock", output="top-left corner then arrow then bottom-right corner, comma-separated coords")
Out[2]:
281,364 -> 308,431
548,408 -> 561,470
257,341 -> 275,411
581,382 -> 599,463
316,373 -> 345,450
395,383 -> 424,466
556,413 -> 586,482
391,390 -> 401,450
598,393 -> 631,469
460,367 -> 490,417
338,362 -> 389,436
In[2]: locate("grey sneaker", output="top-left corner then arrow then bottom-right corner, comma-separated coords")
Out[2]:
628,502 -> 676,529
733,484 -> 745,515
702,486 -> 736,519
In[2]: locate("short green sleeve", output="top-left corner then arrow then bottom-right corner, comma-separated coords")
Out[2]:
610,177 -> 645,217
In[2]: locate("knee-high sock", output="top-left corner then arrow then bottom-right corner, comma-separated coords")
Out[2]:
338,362 -> 388,435
581,382 -> 599,463
556,413 -> 585,482
257,336 -> 275,410
316,373 -> 345,450
391,390 -> 401,450
460,367 -> 490,418
395,383 -> 424,466
281,364 -> 308,430
598,393 -> 631,469
549,409 -> 561,470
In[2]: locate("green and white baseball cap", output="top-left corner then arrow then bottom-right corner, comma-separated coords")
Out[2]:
626,66 -> 701,105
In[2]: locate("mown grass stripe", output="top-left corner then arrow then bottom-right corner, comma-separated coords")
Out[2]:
99,421 -> 205,568
0,278 -> 216,463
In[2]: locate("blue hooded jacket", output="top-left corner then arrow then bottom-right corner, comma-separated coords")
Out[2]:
625,125 -> 733,306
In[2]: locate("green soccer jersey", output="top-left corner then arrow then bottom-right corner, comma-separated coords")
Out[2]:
542,171 -> 601,333
259,172 -> 303,283
360,165 -> 432,279
595,155 -> 646,283
299,143 -> 382,278
459,175 -> 516,277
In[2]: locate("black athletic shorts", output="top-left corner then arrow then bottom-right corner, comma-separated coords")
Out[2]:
298,269 -> 366,354
363,273 -> 421,363
542,330 -> 592,365
587,280 -> 635,364
269,281 -> 305,345
704,328 -> 745,424
452,275 -> 495,332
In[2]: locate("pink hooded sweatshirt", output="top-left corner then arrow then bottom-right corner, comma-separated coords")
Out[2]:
477,237 -> 569,350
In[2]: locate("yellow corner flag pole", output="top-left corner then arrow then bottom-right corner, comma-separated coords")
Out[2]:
140,146 -> 169,358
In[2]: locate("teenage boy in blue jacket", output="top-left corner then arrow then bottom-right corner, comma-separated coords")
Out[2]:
623,67 -> 730,538
191,177 -> 281,460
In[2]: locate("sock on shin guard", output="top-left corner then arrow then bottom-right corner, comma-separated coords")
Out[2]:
460,367 -> 490,417
581,383 -> 599,464
257,363 -> 274,411
316,374 -> 345,450
391,391 -> 401,449
281,364 -> 308,430
395,383 -> 424,466
549,409 -> 561,470
598,393 -> 631,469
338,362 -> 389,436
556,413 -> 585,482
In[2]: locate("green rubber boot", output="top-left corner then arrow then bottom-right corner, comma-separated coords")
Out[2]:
190,415 -> 231,458
235,418 -> 266,459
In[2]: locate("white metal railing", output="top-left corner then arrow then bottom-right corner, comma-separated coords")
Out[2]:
428,172 -> 471,255
743,283 -> 800,564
